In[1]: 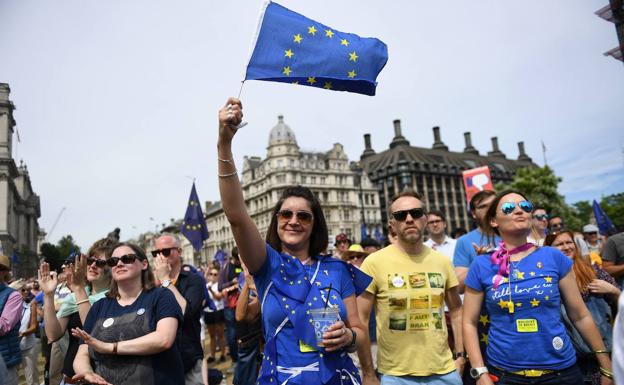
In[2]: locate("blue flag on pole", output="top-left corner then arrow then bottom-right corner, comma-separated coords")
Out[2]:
180,183 -> 209,252
244,1 -> 388,96
592,200 -> 615,235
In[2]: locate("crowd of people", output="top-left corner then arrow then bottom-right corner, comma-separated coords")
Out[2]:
0,98 -> 622,385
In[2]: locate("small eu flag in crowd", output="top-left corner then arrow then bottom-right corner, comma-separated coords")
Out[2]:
244,1 -> 388,96
180,183 -> 209,251
592,200 -> 616,235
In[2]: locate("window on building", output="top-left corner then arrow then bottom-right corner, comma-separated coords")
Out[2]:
320,177 -> 326,184
277,159 -> 283,168
344,210 -> 350,220
323,191 -> 329,202
311,176 -> 316,184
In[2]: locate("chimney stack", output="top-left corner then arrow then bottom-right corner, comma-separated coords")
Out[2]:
361,133 -> 376,159
463,132 -> 479,155
517,141 -> 532,162
487,137 -> 506,158
432,126 -> 448,151
389,119 -> 410,148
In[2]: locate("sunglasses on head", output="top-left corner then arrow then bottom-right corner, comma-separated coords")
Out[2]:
500,201 -> 533,215
87,257 -> 107,268
106,254 -> 141,267
534,214 -> 549,221
150,247 -> 178,258
392,208 -> 425,221
276,209 -> 313,224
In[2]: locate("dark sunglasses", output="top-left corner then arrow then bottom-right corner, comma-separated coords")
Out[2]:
150,247 -> 178,258
276,209 -> 313,224
501,201 -> 533,215
106,254 -> 141,267
87,257 -> 108,268
208,273 -> 218,276
392,208 -> 425,221
534,214 -> 549,221
348,254 -> 366,260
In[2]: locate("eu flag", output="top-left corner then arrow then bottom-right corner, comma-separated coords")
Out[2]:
180,183 -> 209,252
592,200 -> 615,235
245,1 -> 388,96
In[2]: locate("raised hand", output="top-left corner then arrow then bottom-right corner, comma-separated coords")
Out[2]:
153,255 -> 172,282
68,254 -> 88,291
38,262 -> 58,295
218,98 -> 243,143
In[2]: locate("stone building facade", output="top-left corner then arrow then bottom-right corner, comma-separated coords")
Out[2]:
204,116 -> 381,258
0,83 -> 41,278
359,120 -> 536,237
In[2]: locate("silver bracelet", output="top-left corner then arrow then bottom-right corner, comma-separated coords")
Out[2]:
218,157 -> 234,165
218,170 -> 238,178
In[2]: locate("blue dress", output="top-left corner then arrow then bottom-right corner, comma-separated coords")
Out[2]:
253,244 -> 372,385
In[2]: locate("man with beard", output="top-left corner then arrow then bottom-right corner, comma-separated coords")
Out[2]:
356,191 -> 464,385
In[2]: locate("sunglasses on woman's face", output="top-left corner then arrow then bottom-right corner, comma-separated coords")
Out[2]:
106,254 -> 141,267
391,208 -> 425,221
276,209 -> 313,225
500,201 -> 533,215
150,247 -> 178,258
87,257 -> 108,268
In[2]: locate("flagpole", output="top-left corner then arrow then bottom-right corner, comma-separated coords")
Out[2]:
236,0 -> 271,99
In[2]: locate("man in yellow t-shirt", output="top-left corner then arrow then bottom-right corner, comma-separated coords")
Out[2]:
356,191 -> 464,385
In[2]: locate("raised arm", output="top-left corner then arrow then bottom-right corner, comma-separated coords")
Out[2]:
217,97 -> 266,273
39,262 -> 70,342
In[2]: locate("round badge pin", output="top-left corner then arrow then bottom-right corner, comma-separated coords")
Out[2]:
552,336 -> 563,350
137,308 -> 146,316
103,318 -> 114,328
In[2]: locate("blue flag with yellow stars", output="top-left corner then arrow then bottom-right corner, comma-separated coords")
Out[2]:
180,183 -> 209,252
245,1 -> 388,96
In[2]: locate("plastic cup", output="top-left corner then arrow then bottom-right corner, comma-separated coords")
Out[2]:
309,306 -> 341,347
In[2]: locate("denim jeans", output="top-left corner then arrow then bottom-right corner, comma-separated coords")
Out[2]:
381,371 -> 462,385
224,308 -> 238,361
233,342 -> 260,385
488,364 -> 584,385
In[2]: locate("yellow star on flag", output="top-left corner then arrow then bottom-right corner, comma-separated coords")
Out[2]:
545,295 -> 550,300
529,271 -> 536,276
293,34 -> 303,43
544,276 -> 553,283
347,70 -> 356,78
282,66 -> 292,76
480,333 -> 489,345
308,26 -> 317,35
284,49 -> 294,58
340,38 -> 349,46
307,77 -> 316,85
516,271 -> 525,279
349,51 -> 358,62
323,82 -> 332,89
515,302 -> 522,308
479,314 -> 490,326
530,298 -> 540,307
498,299 -> 508,309
325,29 -> 334,38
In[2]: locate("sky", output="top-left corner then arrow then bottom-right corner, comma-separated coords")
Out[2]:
1,0 -> 622,249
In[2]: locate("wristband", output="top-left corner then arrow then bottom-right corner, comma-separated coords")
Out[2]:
76,299 -> 90,306
599,367 -> 613,379
112,342 -> 118,355
594,350 -> 610,354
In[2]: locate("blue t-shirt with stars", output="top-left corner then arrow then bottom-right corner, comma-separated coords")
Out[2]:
465,246 -> 576,371
254,244 -> 356,384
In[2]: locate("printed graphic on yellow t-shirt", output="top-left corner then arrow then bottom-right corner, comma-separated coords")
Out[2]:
360,244 -> 458,376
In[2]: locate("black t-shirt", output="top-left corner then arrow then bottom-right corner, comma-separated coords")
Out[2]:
83,288 -> 184,385
174,268 -> 206,372
62,311 -> 82,377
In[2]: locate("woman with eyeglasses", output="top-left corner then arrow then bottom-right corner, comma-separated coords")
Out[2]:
204,266 -> 227,364
38,238 -> 113,384
217,98 -> 371,385
70,243 -> 184,385
544,230 -> 620,385
463,190 -> 613,385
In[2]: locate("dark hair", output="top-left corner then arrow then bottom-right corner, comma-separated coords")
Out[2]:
469,190 -> 497,212
107,242 -> 155,299
544,231 -> 595,292
482,189 -> 530,238
387,190 -> 423,218
86,238 -> 114,290
265,185 -> 328,257
360,237 -> 381,249
533,205 -> 547,213
231,247 -> 239,260
450,228 -> 467,239
427,209 -> 446,222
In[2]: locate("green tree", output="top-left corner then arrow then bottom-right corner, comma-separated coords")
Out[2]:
571,200 -> 592,226
40,235 -> 81,272
601,193 -> 624,229
495,165 -> 582,230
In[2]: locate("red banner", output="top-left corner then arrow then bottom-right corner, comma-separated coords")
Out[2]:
462,166 -> 494,204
